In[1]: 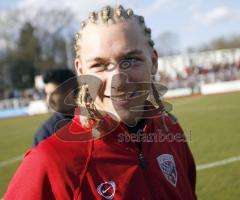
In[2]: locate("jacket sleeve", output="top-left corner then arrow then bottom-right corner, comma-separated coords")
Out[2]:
4,148 -> 55,200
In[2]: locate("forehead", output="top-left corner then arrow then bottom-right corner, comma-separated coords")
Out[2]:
45,83 -> 58,94
80,19 -> 150,60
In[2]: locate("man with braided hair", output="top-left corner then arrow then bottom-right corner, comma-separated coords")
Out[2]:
5,5 -> 196,200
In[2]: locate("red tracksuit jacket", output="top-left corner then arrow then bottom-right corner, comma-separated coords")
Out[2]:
5,113 -> 196,200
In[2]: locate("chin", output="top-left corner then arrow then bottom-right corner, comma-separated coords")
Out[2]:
113,110 -> 138,126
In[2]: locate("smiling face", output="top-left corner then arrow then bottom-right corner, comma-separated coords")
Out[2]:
75,18 -> 158,125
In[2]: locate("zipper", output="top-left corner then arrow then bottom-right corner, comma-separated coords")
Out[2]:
136,140 -> 147,169
137,140 -> 156,199
125,118 -> 148,169
138,151 -> 147,168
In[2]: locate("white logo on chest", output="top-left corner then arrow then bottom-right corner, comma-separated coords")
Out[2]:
97,181 -> 116,200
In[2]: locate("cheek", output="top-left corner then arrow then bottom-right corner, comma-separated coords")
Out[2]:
53,95 -> 64,106
85,72 -> 108,97
128,67 -> 152,82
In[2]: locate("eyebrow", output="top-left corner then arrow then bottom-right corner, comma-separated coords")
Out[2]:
85,49 -> 144,63
123,49 -> 144,57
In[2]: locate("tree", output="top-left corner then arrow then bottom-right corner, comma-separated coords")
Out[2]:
210,35 -> 240,50
188,35 -> 240,52
154,32 -> 181,57
9,22 -> 41,89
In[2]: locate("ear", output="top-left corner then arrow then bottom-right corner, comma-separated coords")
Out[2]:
151,49 -> 158,75
74,58 -> 83,75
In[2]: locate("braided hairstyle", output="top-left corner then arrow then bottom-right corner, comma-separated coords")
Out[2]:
74,5 -> 176,131
74,5 -> 154,59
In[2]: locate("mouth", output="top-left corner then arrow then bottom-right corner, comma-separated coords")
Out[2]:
104,90 -> 149,102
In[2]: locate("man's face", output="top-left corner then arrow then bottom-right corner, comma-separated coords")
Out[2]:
45,82 -> 74,114
75,19 -> 158,125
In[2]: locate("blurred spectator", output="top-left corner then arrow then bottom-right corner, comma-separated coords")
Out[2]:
33,68 -> 79,146
160,60 -> 240,90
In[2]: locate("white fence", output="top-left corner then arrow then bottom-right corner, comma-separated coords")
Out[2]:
163,80 -> 240,99
200,80 -> 240,95
0,98 -> 30,110
0,98 -> 48,118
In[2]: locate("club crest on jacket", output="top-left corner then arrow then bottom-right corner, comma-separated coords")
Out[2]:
157,154 -> 178,187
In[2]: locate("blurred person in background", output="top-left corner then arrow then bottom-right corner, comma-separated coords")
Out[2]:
33,68 -> 79,146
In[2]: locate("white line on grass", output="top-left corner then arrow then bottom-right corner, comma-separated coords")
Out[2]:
0,155 -> 23,168
197,155 -> 240,171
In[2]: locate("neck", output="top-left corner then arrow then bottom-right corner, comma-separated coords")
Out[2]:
126,118 -> 147,134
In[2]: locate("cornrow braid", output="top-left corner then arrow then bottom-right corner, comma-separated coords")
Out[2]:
74,4 -> 155,58
151,83 -> 178,132
77,84 -> 117,138
77,84 -> 102,128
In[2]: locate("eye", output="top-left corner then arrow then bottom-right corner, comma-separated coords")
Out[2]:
92,63 -> 105,68
119,57 -> 142,69
119,59 -> 132,69
90,63 -> 107,72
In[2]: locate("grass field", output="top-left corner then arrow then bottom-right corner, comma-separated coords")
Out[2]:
0,92 -> 240,199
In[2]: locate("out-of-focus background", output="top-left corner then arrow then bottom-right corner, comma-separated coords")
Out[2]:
0,0 -> 240,199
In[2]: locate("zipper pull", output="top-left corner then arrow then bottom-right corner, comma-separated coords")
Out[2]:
138,152 -> 147,169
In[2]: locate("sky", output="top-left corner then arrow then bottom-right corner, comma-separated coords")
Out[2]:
0,0 -> 239,51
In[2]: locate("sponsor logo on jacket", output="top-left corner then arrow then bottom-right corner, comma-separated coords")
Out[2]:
97,181 -> 116,200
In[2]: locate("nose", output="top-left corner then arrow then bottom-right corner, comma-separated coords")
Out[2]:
111,72 -> 128,91
106,63 -> 128,91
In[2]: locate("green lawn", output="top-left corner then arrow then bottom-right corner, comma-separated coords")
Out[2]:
169,92 -> 240,199
0,92 -> 240,199
0,114 -> 49,196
